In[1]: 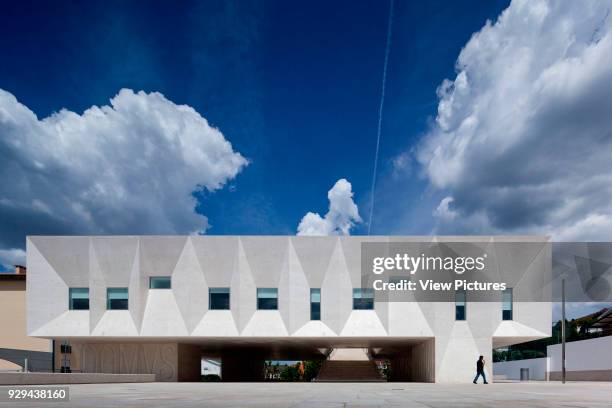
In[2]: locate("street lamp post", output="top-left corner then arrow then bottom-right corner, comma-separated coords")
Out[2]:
561,279 -> 566,384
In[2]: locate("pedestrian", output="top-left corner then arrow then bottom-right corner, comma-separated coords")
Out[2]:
473,355 -> 488,384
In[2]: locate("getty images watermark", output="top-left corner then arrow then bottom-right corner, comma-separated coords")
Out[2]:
361,240 -> 612,303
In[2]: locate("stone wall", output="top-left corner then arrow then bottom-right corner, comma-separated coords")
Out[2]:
55,342 -> 200,381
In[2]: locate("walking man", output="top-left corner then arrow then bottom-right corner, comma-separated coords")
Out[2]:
473,355 -> 488,384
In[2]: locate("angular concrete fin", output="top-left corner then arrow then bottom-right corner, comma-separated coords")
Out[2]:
387,302 -> 434,336
129,245 -> 146,332
291,236 -> 337,288
492,320 -> 549,338
292,321 -> 337,337
191,236 -> 238,287
340,311 -> 387,336
26,238 -> 68,334
240,236 -> 288,286
491,238 -> 548,290
139,236 -> 187,278
321,239 -> 351,334
241,312 -> 289,336
91,311 -> 139,336
278,253 -> 292,333
436,323 -> 479,382
89,241 -> 107,332
287,240 -> 310,334
141,290 -> 189,336
30,311 -> 89,337
191,311 -> 239,336
91,236 -> 138,286
374,299 -> 389,333
27,236 -> 89,287
339,237 -> 362,287
173,238 -> 208,333
234,239 -> 256,333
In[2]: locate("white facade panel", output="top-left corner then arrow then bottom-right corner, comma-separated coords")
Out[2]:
26,235 -> 551,382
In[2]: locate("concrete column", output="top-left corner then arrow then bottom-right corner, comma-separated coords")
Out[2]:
410,339 -> 435,382
177,344 -> 202,382
389,339 -> 435,382
389,352 -> 412,381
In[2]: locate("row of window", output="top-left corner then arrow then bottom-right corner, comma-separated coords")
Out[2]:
70,277 -> 513,321
69,277 -> 375,317
455,288 -> 513,321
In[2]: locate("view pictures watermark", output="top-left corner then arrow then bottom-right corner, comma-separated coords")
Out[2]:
361,240 -> 612,303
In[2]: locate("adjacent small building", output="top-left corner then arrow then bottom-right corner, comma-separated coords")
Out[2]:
0,266 -> 52,372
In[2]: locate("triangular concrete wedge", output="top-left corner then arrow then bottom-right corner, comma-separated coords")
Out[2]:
30,311 -> 89,337
340,311 -> 387,336
241,312 -> 289,336
140,290 -> 189,336
191,311 -> 239,336
292,321 -> 337,337
291,236 -> 337,288
91,311 -> 139,336
240,236 -> 289,285
493,320 -> 549,338
139,236 -> 187,278
387,302 -> 434,336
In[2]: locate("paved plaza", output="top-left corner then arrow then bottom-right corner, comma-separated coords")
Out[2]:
2,381 -> 612,408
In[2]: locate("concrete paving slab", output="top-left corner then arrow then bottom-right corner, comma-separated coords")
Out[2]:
0,381 -> 611,408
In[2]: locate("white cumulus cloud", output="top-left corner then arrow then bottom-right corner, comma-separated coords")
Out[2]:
0,88 -> 248,263
297,178 -> 361,236
417,0 -> 612,240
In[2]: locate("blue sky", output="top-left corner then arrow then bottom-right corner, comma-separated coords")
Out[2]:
2,1 -> 612,319
0,0 -> 507,237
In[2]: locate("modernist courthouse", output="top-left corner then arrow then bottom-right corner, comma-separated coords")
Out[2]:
26,236 -> 551,382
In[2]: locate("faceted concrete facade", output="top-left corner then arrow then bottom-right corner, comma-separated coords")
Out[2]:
26,235 -> 551,382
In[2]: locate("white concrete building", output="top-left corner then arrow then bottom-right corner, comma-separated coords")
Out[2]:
26,236 -> 551,382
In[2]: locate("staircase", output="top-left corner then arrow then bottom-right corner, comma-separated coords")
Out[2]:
315,348 -> 385,382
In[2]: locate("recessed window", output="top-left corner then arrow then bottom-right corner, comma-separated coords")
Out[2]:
455,290 -> 466,321
149,276 -> 171,289
257,288 -> 278,310
209,288 -> 230,310
502,288 -> 513,320
107,288 -> 128,310
310,288 -> 321,320
69,288 -> 89,310
353,288 -> 374,310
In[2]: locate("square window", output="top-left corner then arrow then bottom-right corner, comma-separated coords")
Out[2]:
352,288 -> 374,310
257,288 -> 278,310
149,276 -> 171,289
69,288 -> 89,310
209,288 -> 230,310
107,288 -> 128,310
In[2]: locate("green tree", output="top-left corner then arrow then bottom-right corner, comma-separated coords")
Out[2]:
303,360 -> 323,381
280,365 -> 299,381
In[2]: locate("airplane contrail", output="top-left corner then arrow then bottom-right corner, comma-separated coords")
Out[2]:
368,0 -> 394,235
